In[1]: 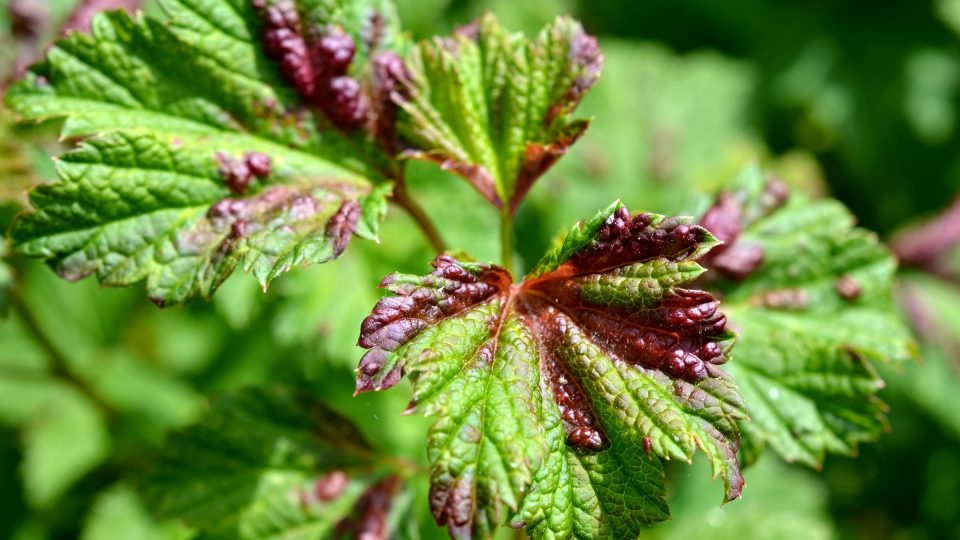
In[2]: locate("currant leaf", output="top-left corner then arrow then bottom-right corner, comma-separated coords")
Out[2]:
5,1 -> 406,304
356,203 -> 744,538
703,167 -> 917,467
143,387 -> 411,540
10,132 -> 390,305
395,13 -> 602,214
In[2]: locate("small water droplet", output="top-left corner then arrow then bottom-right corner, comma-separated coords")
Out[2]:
769,388 -> 780,399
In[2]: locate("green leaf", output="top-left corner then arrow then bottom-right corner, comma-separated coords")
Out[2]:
22,388 -> 111,509
356,203 -> 745,538
647,455 -> 837,540
512,390 -> 669,539
82,484 -> 193,540
11,131 -> 383,305
396,13 -> 602,214
704,167 -> 916,467
5,1 -> 405,304
143,387 -> 411,540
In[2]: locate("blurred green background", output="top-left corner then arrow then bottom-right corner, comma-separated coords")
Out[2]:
2,0 -> 960,539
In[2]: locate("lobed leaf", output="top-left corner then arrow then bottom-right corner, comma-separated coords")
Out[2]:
702,167 -> 917,467
395,13 -> 602,214
143,386 -> 411,540
356,203 -> 744,538
5,0 -> 407,304
11,131 -> 389,305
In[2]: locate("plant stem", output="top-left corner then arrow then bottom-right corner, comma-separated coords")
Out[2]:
500,208 -> 514,274
391,181 -> 447,254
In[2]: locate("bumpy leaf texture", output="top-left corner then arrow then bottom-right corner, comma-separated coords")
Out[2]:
701,167 -> 916,467
395,13 -> 602,215
5,0 -> 407,304
144,387 -> 411,540
356,203 -> 745,539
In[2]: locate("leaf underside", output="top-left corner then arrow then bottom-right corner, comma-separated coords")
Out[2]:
356,202 -> 746,539
6,0 -> 405,304
701,167 -> 916,467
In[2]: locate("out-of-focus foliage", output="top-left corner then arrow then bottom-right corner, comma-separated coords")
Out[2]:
2,0 -> 960,539
0,108 -> 35,207
649,455 -> 837,540
893,271 -> 960,439
706,168 -> 915,467
144,387 -> 417,540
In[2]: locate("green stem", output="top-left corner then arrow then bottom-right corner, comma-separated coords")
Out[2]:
500,208 -> 514,274
391,180 -> 447,254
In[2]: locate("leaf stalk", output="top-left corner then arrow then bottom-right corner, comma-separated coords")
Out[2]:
391,180 -> 447,254
500,208 -> 515,275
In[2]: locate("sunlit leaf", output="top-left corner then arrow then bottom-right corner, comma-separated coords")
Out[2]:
396,13 -> 601,214
6,0 -> 406,304
356,202 -> 744,538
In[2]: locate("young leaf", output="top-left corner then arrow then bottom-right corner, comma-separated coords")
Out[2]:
143,387 -> 412,540
5,1 -> 405,304
702,167 -> 916,467
356,203 -> 745,538
395,13 -> 602,214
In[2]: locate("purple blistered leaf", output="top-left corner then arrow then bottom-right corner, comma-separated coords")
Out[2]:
253,0 -> 319,101
310,26 -> 356,77
320,76 -> 370,131
216,152 -> 254,195
698,178 -> 791,281
244,152 -> 273,179
355,204 -> 743,535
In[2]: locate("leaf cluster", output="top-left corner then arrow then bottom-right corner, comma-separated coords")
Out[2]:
0,1 -> 919,539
